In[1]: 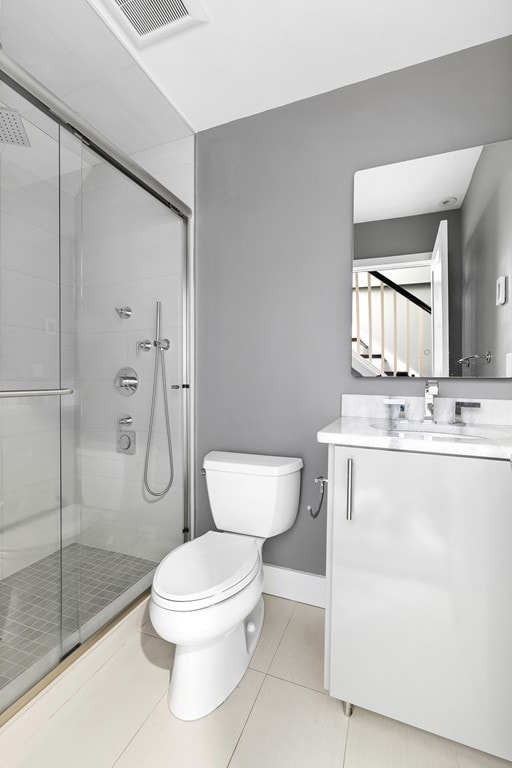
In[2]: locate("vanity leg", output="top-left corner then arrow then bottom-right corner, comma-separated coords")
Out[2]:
342,701 -> 353,717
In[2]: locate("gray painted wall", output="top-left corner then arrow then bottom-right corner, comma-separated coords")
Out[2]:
354,210 -> 461,261
460,140 -> 512,376
195,36 -> 512,577
354,210 -> 463,373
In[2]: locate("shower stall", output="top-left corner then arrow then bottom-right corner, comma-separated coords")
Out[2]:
0,75 -> 190,714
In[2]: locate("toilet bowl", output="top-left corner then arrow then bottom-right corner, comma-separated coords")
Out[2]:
150,531 -> 264,720
149,451 -> 303,720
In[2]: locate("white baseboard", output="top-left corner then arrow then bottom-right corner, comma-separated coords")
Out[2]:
263,564 -> 325,608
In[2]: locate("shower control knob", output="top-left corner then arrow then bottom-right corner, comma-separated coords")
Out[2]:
117,431 -> 136,455
114,367 -> 139,396
137,340 -> 152,353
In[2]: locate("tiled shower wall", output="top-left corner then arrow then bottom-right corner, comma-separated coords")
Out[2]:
77,150 -> 187,563
0,111 -> 79,579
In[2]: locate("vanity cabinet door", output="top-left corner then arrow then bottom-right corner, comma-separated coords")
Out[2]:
329,446 -> 512,760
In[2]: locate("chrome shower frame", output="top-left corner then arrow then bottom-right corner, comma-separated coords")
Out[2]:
0,58 -> 196,724
0,57 -> 194,550
183,213 -> 193,541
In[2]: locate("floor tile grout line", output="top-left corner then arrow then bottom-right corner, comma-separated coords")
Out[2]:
226,669 -> 268,768
340,708 -> 351,768
265,669 -> 329,697
30,631 -> 169,768
110,679 -> 168,768
139,627 -> 158,639
19,622 -> 141,728
226,672 -> 348,768
260,598 -> 298,675
4,594 -> 327,763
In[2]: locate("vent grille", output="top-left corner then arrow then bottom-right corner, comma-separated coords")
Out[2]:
114,0 -> 190,37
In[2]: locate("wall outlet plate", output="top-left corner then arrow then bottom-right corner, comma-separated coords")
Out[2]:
496,275 -> 507,305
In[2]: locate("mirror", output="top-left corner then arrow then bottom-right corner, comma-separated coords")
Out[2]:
352,138 -> 512,377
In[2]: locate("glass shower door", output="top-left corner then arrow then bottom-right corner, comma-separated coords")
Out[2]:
0,74 -> 189,716
74,144 -> 187,643
0,82 -> 65,712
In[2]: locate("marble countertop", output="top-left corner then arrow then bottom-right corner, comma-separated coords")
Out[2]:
318,416 -> 512,460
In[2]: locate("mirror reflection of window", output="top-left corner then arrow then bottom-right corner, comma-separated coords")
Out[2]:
352,139 -> 512,378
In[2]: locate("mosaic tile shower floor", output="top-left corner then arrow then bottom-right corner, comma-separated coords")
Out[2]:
0,544 -> 156,694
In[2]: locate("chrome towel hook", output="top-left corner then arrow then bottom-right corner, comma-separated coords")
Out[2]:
307,476 -> 328,519
457,351 -> 492,367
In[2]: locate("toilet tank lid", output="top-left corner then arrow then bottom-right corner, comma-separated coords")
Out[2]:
203,451 -> 303,476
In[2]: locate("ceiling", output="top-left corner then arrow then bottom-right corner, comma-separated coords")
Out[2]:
354,146 -> 484,223
0,0 -> 511,170
86,0 -> 512,132
0,0 -> 194,155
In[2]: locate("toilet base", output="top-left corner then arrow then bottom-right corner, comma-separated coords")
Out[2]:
168,596 -> 264,720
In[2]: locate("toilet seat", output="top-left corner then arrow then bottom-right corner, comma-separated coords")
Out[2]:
152,531 -> 261,612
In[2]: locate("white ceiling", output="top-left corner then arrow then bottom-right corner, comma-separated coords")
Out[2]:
86,0 -> 512,132
0,0 -> 194,156
354,146 -> 484,223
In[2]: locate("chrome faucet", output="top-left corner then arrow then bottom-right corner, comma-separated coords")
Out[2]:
423,379 -> 438,423
452,400 -> 481,426
383,398 -> 407,425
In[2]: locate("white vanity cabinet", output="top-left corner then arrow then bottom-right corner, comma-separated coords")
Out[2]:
326,444 -> 512,761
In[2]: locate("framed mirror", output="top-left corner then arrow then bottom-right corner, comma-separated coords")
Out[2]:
352,138 -> 512,378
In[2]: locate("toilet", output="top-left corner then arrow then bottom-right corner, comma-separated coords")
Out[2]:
149,450 -> 303,720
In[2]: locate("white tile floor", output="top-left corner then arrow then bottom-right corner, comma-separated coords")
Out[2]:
1,594 -> 511,768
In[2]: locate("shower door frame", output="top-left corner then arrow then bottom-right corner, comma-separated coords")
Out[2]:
0,58 -> 193,539
0,61 -> 195,712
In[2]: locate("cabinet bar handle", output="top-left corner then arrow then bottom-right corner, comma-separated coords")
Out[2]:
346,458 -> 353,521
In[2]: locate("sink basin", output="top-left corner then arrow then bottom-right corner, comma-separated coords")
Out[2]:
371,423 -> 487,442
388,429 -> 486,442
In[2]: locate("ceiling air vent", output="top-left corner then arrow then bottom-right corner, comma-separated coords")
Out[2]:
102,0 -> 208,45
114,0 -> 188,36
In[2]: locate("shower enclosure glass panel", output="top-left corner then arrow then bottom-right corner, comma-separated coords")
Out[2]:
0,84 -> 64,711
0,76 -> 188,715
74,146 -> 186,642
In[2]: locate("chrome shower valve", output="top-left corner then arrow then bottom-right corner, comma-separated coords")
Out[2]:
115,306 -> 132,319
137,339 -> 153,353
154,338 -> 171,351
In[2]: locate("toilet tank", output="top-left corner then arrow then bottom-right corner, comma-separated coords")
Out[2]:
203,451 -> 303,537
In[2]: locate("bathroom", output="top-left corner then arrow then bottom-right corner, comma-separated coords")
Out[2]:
1,0 -> 512,766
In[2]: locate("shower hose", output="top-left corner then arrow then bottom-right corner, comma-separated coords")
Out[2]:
143,314 -> 174,499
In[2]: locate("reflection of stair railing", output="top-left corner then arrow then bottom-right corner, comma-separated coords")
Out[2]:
353,270 -> 431,377
351,337 -> 392,375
